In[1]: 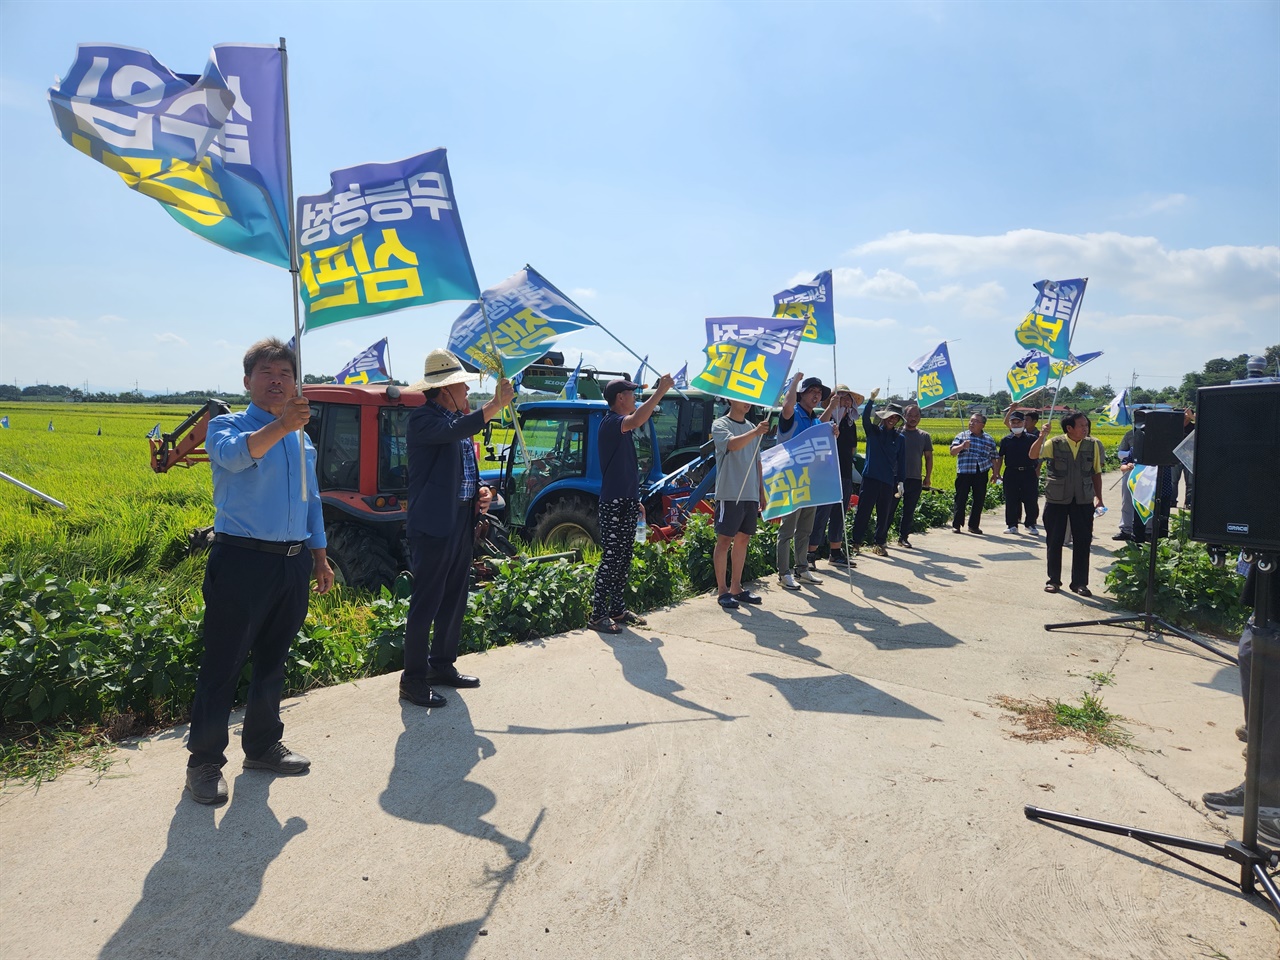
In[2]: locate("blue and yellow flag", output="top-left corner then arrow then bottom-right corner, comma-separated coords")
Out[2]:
773,269 -> 835,345
1014,278 -> 1087,361
0,416 -> 9,429
908,342 -> 960,406
298,150 -> 479,330
448,266 -> 596,378
1127,464 -> 1157,524
761,422 -> 844,521
1006,351 -> 1052,402
673,362 -> 688,390
692,317 -> 805,407
335,338 -> 392,384
561,355 -> 583,401
48,44 -> 291,268
1107,388 -> 1133,427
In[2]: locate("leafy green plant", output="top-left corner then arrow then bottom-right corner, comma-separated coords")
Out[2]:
1104,537 -> 1248,634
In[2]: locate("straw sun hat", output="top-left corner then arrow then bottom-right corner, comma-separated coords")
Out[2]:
411,349 -> 480,391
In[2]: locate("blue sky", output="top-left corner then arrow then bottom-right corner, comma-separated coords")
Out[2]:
2,0 -> 1277,396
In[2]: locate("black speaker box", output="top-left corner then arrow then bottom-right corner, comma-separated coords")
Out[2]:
1132,409 -> 1185,467
1191,381 -> 1280,552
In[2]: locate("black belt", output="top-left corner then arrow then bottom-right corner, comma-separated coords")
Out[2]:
214,533 -> 306,556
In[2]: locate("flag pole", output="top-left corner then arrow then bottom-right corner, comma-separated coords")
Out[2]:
478,301 -> 530,469
279,36 -> 307,502
1043,279 -> 1087,423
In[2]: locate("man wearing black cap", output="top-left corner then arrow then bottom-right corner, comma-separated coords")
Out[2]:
588,372 -> 675,633
994,410 -> 1040,535
775,372 -> 835,589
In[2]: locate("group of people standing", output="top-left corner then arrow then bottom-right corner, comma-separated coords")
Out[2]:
182,339 -> 1104,805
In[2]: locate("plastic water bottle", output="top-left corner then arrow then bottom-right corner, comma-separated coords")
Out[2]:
635,516 -> 648,543
1094,505 -> 1108,519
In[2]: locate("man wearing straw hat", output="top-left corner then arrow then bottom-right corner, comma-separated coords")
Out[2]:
401,349 -> 513,708
849,390 -> 906,557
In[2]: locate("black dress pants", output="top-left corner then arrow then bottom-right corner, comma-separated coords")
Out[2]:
1003,468 -> 1040,528
404,500 -> 475,682
953,471 -> 988,530
1240,623 -> 1280,806
850,476 -> 895,546
1043,501 -> 1094,588
188,543 -> 312,768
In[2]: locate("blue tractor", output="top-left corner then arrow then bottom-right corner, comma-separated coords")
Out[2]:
481,398 -> 717,549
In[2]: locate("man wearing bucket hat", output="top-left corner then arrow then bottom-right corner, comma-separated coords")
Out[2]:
848,390 -> 906,557
775,373 -> 836,589
401,349 -> 514,708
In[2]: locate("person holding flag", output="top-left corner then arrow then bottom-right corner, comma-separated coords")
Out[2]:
775,373 -> 835,589
1028,412 -> 1105,596
848,390 -> 906,558
711,400 -> 770,609
588,373 -> 675,634
400,350 -> 514,708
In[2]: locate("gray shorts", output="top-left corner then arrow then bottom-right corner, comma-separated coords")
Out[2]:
715,500 -> 759,537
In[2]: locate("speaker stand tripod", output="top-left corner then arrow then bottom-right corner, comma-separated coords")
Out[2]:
1027,555 -> 1279,918
1044,466 -> 1236,665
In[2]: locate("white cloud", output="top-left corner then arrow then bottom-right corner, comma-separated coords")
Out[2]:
155,332 -> 188,346
570,287 -> 598,301
1140,193 -> 1188,215
835,313 -> 898,330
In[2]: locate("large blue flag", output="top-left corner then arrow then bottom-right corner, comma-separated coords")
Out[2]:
773,269 -> 835,345
908,342 -> 960,406
334,337 -> 392,384
1049,349 -> 1103,379
48,43 -> 291,268
448,266 -> 596,378
298,149 -> 479,330
1014,278 -> 1087,361
692,317 -> 805,407
761,422 -> 843,521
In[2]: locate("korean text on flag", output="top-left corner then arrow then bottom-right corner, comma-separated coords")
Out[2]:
297,149 -> 479,329
691,316 -> 805,408
760,422 -> 844,521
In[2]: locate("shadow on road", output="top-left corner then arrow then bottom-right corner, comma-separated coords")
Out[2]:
749,671 -> 940,720
602,632 -> 740,721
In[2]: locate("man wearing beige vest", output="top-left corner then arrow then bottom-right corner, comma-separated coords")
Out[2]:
1028,411 -> 1104,596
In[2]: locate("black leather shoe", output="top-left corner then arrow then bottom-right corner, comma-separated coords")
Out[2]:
400,682 -> 447,707
424,668 -> 480,688
186,763 -> 228,805
244,741 -> 311,774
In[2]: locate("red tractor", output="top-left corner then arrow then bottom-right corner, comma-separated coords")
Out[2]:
149,384 -> 515,592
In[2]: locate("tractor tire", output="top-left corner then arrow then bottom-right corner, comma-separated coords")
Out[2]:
532,495 -> 600,549
326,522 -> 402,593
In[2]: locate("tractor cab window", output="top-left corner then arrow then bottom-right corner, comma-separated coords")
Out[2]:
507,413 -> 587,526
318,403 -> 361,491
377,407 -> 412,492
649,402 -> 681,463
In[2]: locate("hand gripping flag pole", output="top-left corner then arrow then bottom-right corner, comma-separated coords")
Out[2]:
279,37 -> 307,502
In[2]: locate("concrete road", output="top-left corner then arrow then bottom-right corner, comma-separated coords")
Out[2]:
2,506 -> 1276,959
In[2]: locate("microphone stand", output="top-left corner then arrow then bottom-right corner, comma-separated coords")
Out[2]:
1026,552 -> 1279,918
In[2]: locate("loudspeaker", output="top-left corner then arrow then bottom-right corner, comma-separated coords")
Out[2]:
1191,381 -> 1280,552
1132,409 -> 1185,467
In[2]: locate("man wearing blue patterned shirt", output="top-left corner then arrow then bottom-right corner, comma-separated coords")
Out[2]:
186,338 -> 332,805
949,413 -> 999,534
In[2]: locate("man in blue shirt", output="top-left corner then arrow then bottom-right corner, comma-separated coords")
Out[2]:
589,373 -> 674,633
849,390 -> 906,557
949,413 -> 999,534
186,338 -> 333,805
402,350 -> 514,708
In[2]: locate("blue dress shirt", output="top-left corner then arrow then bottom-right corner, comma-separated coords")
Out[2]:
207,403 -> 326,548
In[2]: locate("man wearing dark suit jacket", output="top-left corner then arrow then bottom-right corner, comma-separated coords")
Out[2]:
401,349 -> 513,709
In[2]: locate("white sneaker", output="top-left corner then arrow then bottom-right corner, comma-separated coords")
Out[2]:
1005,526 -> 1018,534
1027,525 -> 1039,535
779,573 -> 801,590
799,569 -> 824,584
